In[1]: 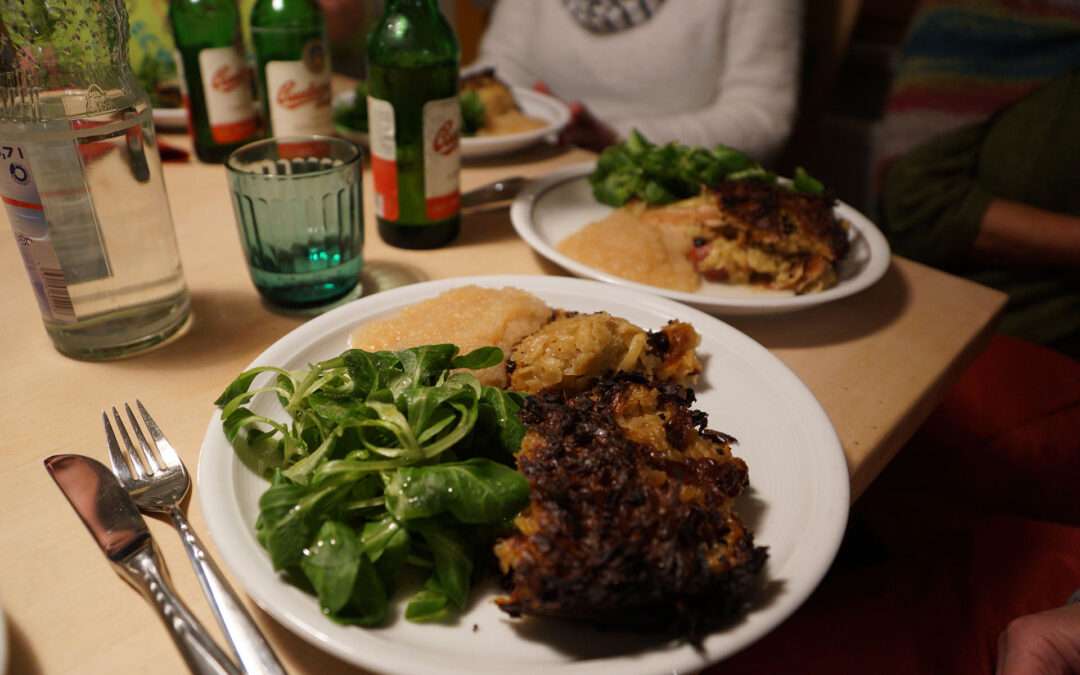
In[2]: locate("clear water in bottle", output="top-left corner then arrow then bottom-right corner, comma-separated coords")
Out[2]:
0,102 -> 191,359
0,0 -> 192,359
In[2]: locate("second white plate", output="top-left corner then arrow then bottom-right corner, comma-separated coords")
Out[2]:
510,163 -> 891,315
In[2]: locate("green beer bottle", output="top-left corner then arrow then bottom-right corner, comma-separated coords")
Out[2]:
250,0 -> 334,138
368,0 -> 461,249
169,0 -> 259,163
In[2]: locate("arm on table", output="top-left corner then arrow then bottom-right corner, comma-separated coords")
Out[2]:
881,130 -> 1080,270
974,199 -> 1080,268
605,0 -> 802,161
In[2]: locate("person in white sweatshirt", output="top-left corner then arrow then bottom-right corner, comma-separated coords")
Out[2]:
477,0 -> 803,160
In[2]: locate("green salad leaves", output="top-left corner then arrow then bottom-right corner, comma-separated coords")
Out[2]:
216,344 -> 530,625
460,89 -> 486,136
332,82 -> 369,134
589,129 -> 825,207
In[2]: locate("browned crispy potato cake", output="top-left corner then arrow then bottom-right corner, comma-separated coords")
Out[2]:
507,312 -> 701,395
495,374 -> 767,636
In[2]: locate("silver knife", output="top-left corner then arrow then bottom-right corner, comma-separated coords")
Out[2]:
460,176 -> 526,209
45,454 -> 241,675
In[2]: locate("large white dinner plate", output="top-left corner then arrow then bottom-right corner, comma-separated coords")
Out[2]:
332,87 -> 571,159
511,163 -> 892,315
198,275 -> 849,675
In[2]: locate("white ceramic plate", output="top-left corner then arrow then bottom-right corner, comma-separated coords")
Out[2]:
152,107 -> 188,130
511,164 -> 892,315
332,87 -> 571,159
197,275 -> 849,675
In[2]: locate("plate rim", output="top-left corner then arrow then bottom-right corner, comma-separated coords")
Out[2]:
509,163 -> 892,314
197,274 -> 849,675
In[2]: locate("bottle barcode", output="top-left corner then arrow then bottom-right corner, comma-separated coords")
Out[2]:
40,268 -> 76,320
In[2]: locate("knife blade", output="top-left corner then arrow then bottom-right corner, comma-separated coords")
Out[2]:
460,176 -> 526,209
46,454 -> 240,675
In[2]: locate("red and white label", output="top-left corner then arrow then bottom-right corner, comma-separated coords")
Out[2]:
265,46 -> 332,137
198,46 -> 258,144
368,96 -> 399,221
422,97 -> 461,220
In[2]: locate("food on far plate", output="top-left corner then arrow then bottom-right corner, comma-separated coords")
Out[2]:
333,81 -> 370,135
563,130 -> 850,294
496,374 -> 766,635
334,70 -> 546,139
460,68 -> 547,137
556,205 -> 700,291
646,179 -> 850,293
219,286 -> 763,639
350,285 -> 552,387
136,55 -> 183,110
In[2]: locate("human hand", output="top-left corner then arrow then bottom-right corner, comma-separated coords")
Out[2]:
533,81 -> 618,153
997,602 -> 1080,674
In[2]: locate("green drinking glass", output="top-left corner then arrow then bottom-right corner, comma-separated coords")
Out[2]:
226,136 -> 364,310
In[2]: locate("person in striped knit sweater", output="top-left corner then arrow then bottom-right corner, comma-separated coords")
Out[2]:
878,0 -> 1080,356
696,5 -> 1080,673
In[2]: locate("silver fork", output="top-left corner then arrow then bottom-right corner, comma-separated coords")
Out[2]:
105,401 -> 286,675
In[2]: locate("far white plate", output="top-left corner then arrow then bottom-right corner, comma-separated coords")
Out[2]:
511,164 -> 892,315
152,107 -> 187,130
332,87 -> 571,159
197,275 -> 849,675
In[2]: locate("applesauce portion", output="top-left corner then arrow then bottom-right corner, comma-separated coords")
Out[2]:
349,286 -> 552,387
557,208 -> 700,292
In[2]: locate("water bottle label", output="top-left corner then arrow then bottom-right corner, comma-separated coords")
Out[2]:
265,40 -> 332,137
0,145 -> 76,323
422,97 -> 461,221
368,97 -> 398,221
199,46 -> 258,144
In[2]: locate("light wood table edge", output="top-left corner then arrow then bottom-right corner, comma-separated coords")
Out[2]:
848,299 -> 1005,499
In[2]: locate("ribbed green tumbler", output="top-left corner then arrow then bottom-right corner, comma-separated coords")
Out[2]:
226,136 -> 363,309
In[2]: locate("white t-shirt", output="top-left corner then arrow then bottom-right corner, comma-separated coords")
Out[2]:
478,0 -> 803,161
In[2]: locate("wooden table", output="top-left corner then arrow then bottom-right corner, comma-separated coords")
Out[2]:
0,129 -> 1005,674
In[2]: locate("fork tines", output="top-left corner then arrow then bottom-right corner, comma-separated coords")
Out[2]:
104,400 -> 183,482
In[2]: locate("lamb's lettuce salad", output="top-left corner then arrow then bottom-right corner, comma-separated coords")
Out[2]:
590,129 -> 825,207
215,344 -> 530,625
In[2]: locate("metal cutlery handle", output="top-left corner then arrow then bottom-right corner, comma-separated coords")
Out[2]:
170,507 -> 286,675
117,545 -> 241,675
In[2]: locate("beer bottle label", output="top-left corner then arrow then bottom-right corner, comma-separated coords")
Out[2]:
422,97 -> 461,221
368,97 -> 399,221
198,46 -> 258,144
264,39 -> 333,137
